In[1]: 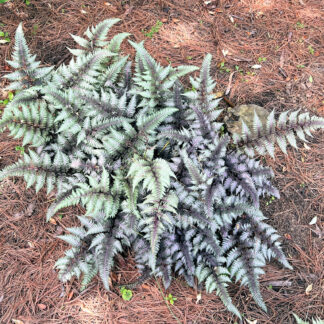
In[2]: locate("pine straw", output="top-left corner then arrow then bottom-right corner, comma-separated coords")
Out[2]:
0,0 -> 323,323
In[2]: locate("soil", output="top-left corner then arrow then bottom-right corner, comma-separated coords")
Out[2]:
0,1 -> 323,323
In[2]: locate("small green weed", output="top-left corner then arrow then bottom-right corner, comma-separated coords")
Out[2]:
8,91 -> 14,101
0,91 -> 14,106
297,64 -> 305,69
258,57 -> 267,63
307,45 -> 314,55
120,286 -> 133,301
0,99 -> 8,106
15,146 -> 25,154
265,196 -> 276,206
219,61 -> 231,73
144,21 -> 163,39
235,65 -> 244,75
0,30 -> 10,44
296,22 -> 305,29
165,293 -> 177,305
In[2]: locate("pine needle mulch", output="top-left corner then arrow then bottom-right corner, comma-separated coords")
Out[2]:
0,0 -> 323,323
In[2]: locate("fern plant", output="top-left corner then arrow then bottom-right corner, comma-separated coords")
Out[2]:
1,20 -> 324,320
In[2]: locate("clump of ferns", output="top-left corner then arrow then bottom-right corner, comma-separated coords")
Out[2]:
1,20 -> 323,320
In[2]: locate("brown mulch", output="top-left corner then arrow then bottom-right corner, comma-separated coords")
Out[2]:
0,0 -> 323,323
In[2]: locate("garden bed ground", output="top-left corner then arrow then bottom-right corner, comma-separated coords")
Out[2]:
0,0 -> 323,323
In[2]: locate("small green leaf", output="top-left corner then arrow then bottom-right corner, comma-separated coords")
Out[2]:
8,91 -> 14,101
144,20 -> 163,38
308,75 -> 313,83
308,45 -> 314,55
120,287 -> 133,301
15,146 -> 25,154
296,22 -> 305,29
0,31 -> 4,37
0,99 -> 9,106
165,293 -> 177,305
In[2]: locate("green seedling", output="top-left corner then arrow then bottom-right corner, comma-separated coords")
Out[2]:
165,293 -> 177,305
25,0 -> 30,5
120,286 -> 133,301
258,57 -> 267,63
308,45 -> 314,55
0,30 -> 10,43
15,146 -> 25,154
0,91 -> 13,106
144,20 -> 163,39
235,65 -> 244,75
265,196 -> 276,206
8,91 -> 14,101
219,61 -> 231,73
297,64 -> 305,69
0,0 -> 9,3
296,22 -> 305,29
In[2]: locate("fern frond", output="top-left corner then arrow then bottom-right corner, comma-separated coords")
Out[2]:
4,23 -> 53,90
0,150 -> 68,194
0,101 -> 54,146
69,18 -> 121,56
196,264 -> 241,319
234,109 -> 324,157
